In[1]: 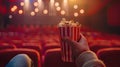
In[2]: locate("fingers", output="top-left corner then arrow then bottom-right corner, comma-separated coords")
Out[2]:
61,33 -> 86,46
61,37 -> 77,47
61,33 -> 88,49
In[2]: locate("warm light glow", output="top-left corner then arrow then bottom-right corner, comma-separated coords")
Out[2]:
43,9 -> 48,14
62,0 -> 68,15
11,5 -> 17,12
55,2 -> 59,7
18,10 -> 23,14
50,0 -> 55,4
63,0 -> 68,8
69,0 -> 76,5
63,0 -> 68,3
56,7 -> 61,11
61,10 -> 66,15
49,0 -> 56,16
24,0 -> 30,10
34,8 -> 39,12
74,12 -> 79,17
30,11 -> 35,16
34,2 -> 38,7
80,9 -> 85,14
38,0 -> 42,2
20,2 -> 24,6
24,0 -> 29,6
38,0 -> 44,13
13,5 -> 17,9
11,8 -> 15,12
9,15 -> 13,19
73,5 -> 78,9
49,0 -> 55,7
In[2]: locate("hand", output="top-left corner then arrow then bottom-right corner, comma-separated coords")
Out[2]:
62,33 -> 90,60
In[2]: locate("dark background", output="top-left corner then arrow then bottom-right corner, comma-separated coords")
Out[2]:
0,0 -> 120,34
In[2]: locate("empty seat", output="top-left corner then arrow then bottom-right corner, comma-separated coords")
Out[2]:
90,40 -> 111,53
0,43 -> 16,50
44,48 -> 76,67
22,43 -> 42,53
97,48 -> 120,67
0,48 -> 41,67
44,42 -> 60,50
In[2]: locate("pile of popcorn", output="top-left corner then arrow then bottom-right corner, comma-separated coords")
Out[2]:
58,18 -> 81,27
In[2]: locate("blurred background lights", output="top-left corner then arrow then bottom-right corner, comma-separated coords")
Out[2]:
61,10 -> 66,15
20,2 -> 24,6
9,15 -> 13,19
34,2 -> 38,7
30,11 -> 35,16
38,0 -> 42,2
34,8 -> 39,12
24,0 -> 30,10
50,0 -> 55,4
9,0 -> 86,16
62,0 -> 68,16
37,0 -> 44,13
74,12 -> 79,17
43,9 -> 48,14
11,5 -> 18,12
55,2 -> 59,7
18,10 -> 23,14
11,8 -> 15,12
63,0 -> 68,3
56,7 -> 61,11
74,4 -> 78,9
24,0 -> 30,7
80,9 -> 85,14
13,5 -> 17,9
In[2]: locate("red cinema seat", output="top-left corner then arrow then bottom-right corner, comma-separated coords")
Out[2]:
21,43 -> 42,54
22,42 -> 41,49
0,43 -> 16,50
0,49 -> 41,67
44,48 -> 76,67
44,42 -> 60,51
90,40 -> 111,53
97,48 -> 120,67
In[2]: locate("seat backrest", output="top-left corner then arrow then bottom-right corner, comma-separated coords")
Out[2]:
0,43 -> 16,50
97,48 -> 120,67
43,42 -> 60,53
0,48 -> 41,67
44,48 -> 76,67
90,40 -> 112,53
22,43 -> 42,51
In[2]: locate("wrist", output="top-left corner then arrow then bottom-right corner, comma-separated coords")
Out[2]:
74,49 -> 90,61
75,50 -> 98,67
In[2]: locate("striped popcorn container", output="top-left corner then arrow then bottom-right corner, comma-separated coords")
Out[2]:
58,19 -> 81,62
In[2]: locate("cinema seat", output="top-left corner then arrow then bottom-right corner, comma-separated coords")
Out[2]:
21,43 -> 42,54
97,48 -> 120,67
0,49 -> 41,67
44,48 -> 76,67
90,40 -> 111,53
0,43 -> 16,50
44,42 -> 60,51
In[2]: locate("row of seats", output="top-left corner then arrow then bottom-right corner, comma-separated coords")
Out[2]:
97,48 -> 120,67
44,47 -> 120,67
1,47 -> 120,67
0,25 -> 120,67
0,49 -> 41,67
0,43 -> 60,67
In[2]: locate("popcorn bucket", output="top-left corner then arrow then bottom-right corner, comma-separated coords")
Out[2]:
58,19 -> 81,62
